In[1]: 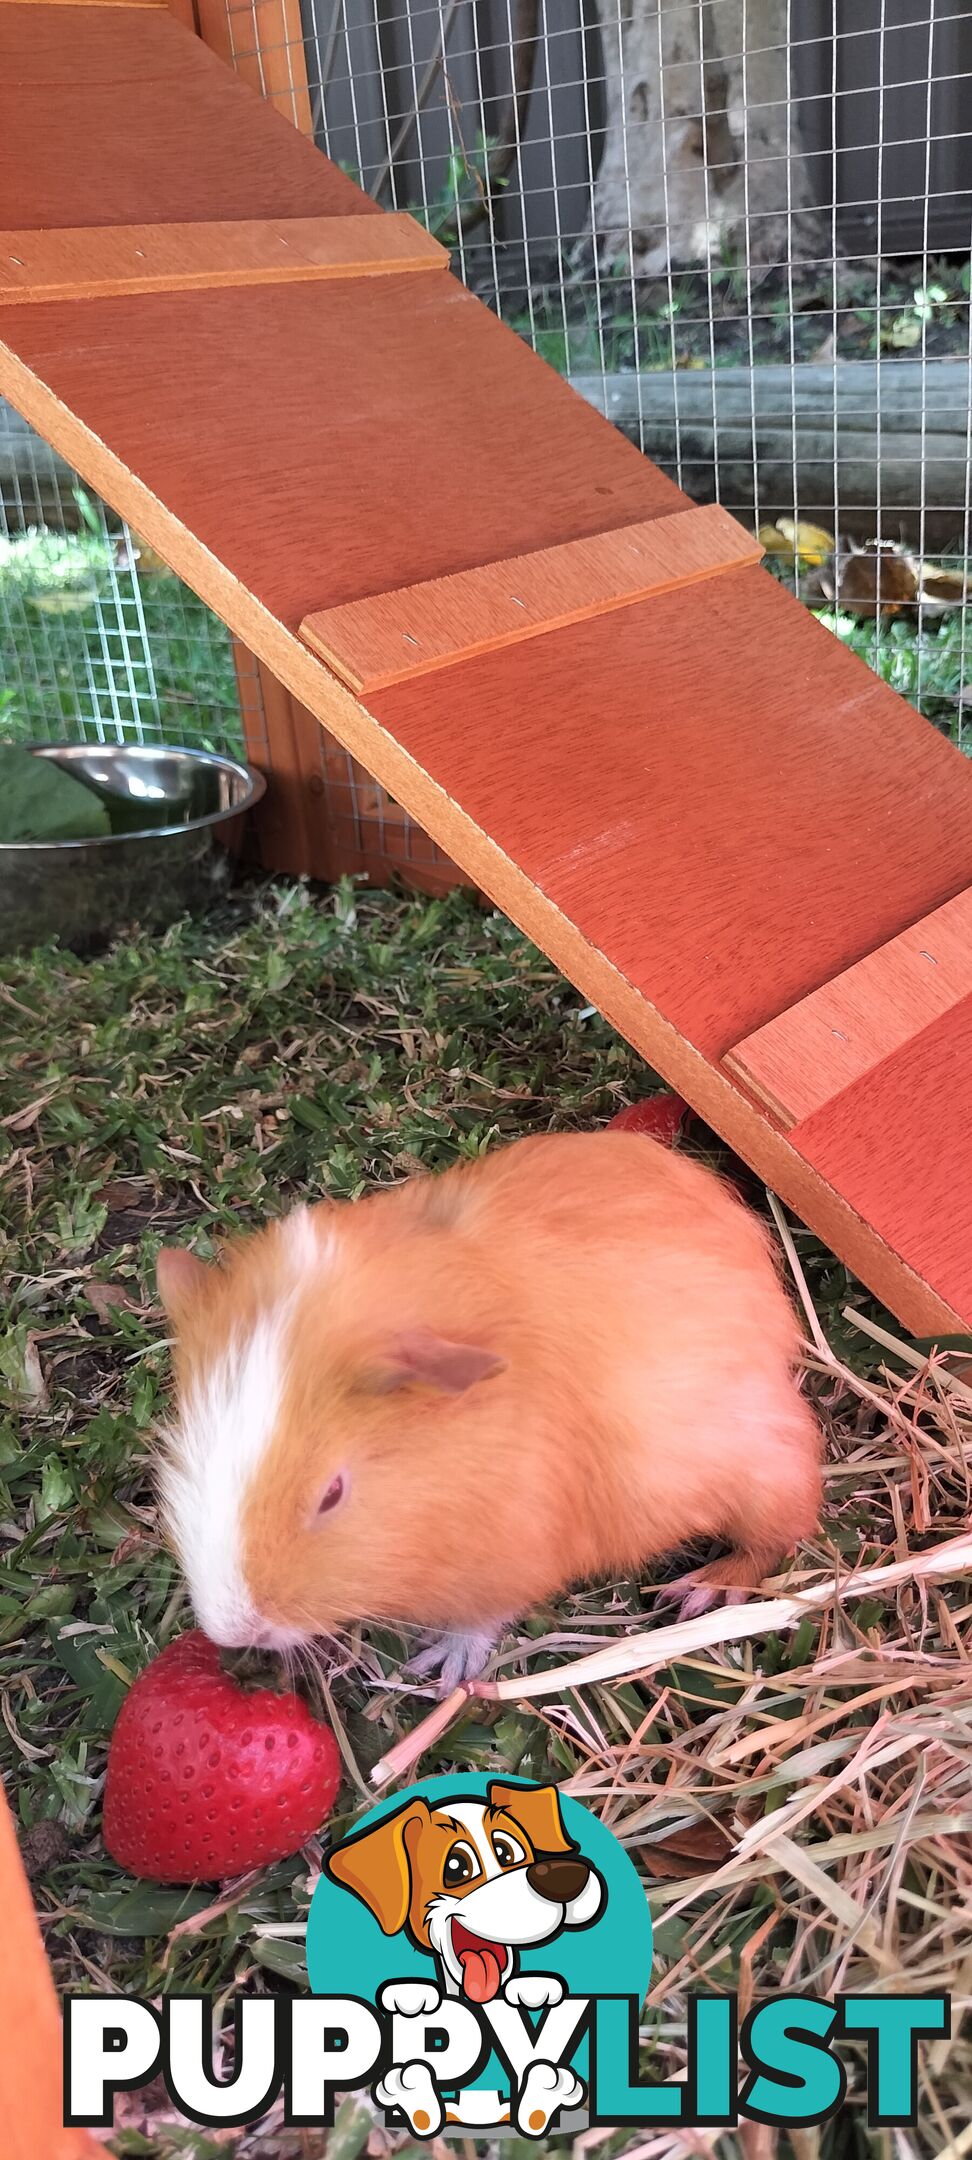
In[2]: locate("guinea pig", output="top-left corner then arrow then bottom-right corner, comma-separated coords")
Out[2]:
156,1130 -> 821,1689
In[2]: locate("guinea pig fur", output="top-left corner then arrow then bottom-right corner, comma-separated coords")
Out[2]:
156,1130 -> 821,1678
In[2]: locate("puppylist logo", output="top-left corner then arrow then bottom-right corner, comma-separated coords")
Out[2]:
64,1774 -> 949,2136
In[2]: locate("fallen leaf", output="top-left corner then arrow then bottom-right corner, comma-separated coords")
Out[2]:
94,1178 -> 142,1212
86,1281 -> 137,1321
886,312 -> 922,348
1,1090 -> 58,1133
776,517 -> 837,566
828,545 -> 918,617
21,1335 -> 48,1408
640,1818 -> 735,1878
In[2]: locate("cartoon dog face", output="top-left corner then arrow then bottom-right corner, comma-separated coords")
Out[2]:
326,1781 -> 604,2002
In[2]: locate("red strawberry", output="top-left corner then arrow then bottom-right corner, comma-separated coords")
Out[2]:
103,1631 -> 341,1883
608,1093 -> 690,1147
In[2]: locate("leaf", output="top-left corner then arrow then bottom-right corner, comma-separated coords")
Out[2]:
49,1623 -> 128,1725
640,1817 -> 734,1879
38,1456 -> 75,1520
82,1882 -> 213,1935
0,747 -> 111,845
250,1935 -> 309,1982
775,517 -> 836,565
758,524 -> 796,558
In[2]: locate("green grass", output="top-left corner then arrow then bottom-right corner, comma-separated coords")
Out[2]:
0,526 -> 242,752
820,602 -> 972,735
505,251 -> 971,374
3,879 -> 971,2157
0,885 -> 654,1974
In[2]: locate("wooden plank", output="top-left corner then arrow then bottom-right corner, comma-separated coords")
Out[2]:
6,8 -> 972,1336
724,884 -> 972,1126
790,994 -> 972,1322
300,503 -> 762,692
0,216 -> 446,305
363,573 -> 972,1060
0,277 -> 683,634
0,1781 -> 103,2159
6,317 -> 972,1338
21,0 -> 166,7
0,4 -> 377,228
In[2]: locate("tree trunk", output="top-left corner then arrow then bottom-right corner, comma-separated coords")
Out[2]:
591,0 -> 823,274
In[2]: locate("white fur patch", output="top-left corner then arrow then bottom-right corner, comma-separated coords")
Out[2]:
159,1308 -> 291,1648
282,1204 -> 338,1274
283,1205 -> 319,1269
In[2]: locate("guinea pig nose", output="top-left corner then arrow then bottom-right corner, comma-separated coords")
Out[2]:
526,1855 -> 590,1902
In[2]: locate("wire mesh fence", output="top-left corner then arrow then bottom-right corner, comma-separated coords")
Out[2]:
0,400 -> 244,755
224,0 -> 972,737
2,0 -> 970,811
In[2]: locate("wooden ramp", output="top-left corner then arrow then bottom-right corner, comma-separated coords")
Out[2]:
5,0 -> 972,1336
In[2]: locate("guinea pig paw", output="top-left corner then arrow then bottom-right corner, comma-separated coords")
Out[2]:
379,1980 -> 442,2019
376,2061 -> 444,2137
514,2061 -> 585,2136
503,1973 -> 565,2010
405,1628 -> 499,1693
655,1569 -> 751,1621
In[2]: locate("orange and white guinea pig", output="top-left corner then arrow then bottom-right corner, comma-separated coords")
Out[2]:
156,1130 -> 821,1689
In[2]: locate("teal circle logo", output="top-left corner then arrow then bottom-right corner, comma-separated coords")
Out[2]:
307,1773 -> 651,2135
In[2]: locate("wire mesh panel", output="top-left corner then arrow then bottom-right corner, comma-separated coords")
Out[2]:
0,398 -> 243,754
215,0 -> 971,749
3,0 -> 970,856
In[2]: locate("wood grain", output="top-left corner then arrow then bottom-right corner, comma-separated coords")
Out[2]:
791,993 -> 972,1321
0,4 -> 376,228
5,6 -> 972,1335
724,883 -> 972,1125
0,216 -> 446,305
300,503 -> 762,691
1,276 -> 682,632
364,572 -> 972,1058
0,1782 -> 103,2159
5,319 -> 972,1337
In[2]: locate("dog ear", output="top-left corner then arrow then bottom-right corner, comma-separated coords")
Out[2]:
488,1781 -> 577,1858
325,1799 -> 431,1934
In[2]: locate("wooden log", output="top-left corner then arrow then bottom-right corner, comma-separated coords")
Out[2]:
571,359 -> 972,545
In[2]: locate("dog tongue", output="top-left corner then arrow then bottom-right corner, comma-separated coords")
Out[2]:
459,1944 -> 505,2003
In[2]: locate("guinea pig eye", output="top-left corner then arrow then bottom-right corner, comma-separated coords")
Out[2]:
443,1840 -> 478,1886
316,1474 -> 346,1518
491,1832 -> 525,1869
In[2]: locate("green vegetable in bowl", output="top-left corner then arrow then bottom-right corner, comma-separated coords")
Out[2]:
0,746 -> 112,844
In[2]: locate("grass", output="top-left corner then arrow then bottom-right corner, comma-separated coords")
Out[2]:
1,877 -> 971,2158
0,524 -> 242,752
501,253 -> 972,377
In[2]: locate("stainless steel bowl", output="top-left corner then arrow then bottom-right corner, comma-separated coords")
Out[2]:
0,743 -> 266,955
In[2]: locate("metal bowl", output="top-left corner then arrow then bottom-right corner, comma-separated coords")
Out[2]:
0,743 -> 266,956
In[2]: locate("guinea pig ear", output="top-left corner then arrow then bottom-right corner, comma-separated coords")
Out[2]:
369,1327 -> 506,1396
156,1246 -> 211,1329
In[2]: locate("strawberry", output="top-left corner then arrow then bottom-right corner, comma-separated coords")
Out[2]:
608,1093 -> 690,1147
102,1631 -> 341,1883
